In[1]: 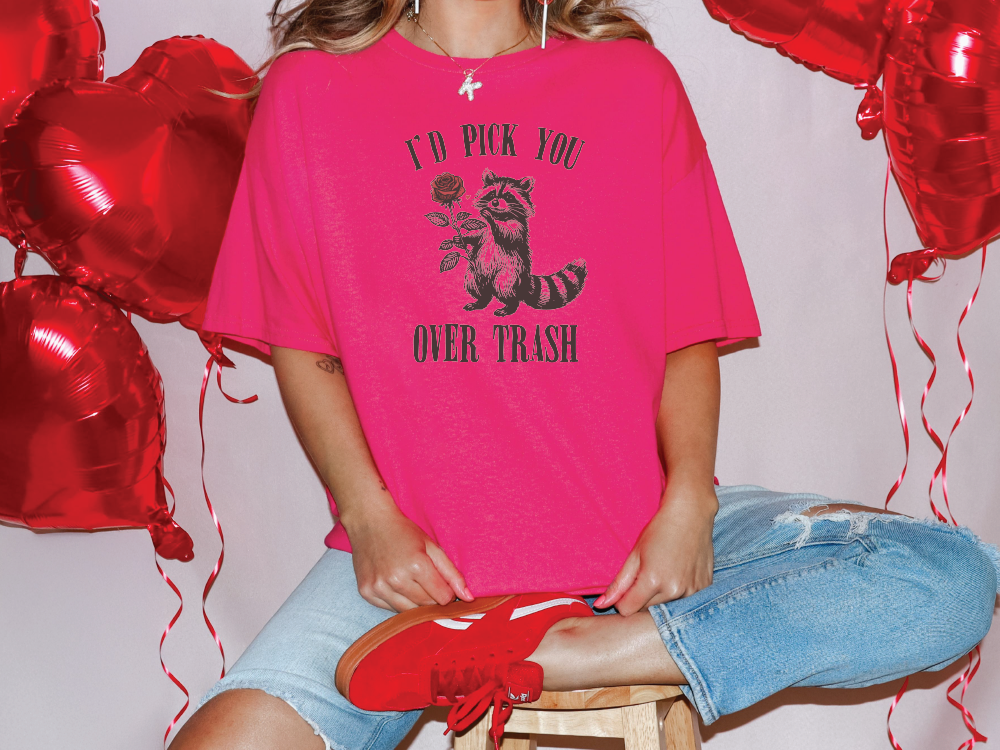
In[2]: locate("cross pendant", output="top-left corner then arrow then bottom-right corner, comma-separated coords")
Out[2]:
458,73 -> 482,101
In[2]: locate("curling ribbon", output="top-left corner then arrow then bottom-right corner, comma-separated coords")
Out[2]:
156,477 -> 189,748
198,354 -> 258,679
928,246 -> 987,529
882,163 -> 909,510
903,268 -> 950,524
947,646 -> 988,749
155,548 -> 189,748
886,676 -> 909,750
882,162 -> 912,745
935,249 -> 988,748
882,160 -> 989,748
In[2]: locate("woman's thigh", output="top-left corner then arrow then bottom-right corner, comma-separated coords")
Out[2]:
649,485 -> 1000,725
195,548 -> 422,750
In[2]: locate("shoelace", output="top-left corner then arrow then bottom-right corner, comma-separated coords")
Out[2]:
444,680 -> 515,750
434,661 -> 524,750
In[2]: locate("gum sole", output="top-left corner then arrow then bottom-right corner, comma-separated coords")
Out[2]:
335,595 -> 514,700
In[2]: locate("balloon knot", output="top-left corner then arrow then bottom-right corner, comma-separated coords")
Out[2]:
149,519 -> 195,562
857,85 -> 884,140
887,249 -> 941,285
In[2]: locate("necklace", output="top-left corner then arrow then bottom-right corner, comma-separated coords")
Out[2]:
405,6 -> 531,101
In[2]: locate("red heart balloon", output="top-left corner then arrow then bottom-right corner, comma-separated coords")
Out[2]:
0,275 -> 193,561
883,0 -> 1000,257
0,36 -> 256,358
0,0 -> 104,241
702,0 -> 894,86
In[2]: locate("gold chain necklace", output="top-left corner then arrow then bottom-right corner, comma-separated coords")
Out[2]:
405,5 -> 531,101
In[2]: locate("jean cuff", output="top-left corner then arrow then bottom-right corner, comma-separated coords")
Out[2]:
648,603 -> 719,725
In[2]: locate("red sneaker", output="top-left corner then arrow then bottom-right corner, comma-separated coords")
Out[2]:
336,593 -> 592,746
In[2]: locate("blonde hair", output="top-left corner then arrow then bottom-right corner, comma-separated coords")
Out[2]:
241,0 -> 652,95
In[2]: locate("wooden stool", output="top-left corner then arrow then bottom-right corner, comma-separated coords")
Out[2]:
453,685 -> 700,750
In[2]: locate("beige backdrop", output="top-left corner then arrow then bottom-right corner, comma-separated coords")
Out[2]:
1,0 -> 998,748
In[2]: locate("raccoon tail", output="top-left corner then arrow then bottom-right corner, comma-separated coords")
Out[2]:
523,258 -> 587,310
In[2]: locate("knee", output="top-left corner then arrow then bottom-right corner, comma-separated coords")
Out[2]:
169,689 -> 324,750
946,540 -> 999,651
889,530 -> 998,664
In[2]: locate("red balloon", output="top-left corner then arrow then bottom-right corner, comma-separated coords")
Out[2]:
0,275 -> 193,561
0,0 -> 104,242
882,0 -> 1000,257
0,36 -> 256,360
702,0 -> 893,86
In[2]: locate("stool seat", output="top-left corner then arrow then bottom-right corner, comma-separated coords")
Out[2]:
453,685 -> 699,750
521,684 -> 682,710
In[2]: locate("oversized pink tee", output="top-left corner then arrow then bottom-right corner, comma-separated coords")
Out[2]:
203,32 -> 761,596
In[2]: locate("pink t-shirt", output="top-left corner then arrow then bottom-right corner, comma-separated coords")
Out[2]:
203,32 -> 760,596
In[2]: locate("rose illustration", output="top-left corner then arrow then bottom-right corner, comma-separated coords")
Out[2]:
430,173 -> 465,205
423,173 -> 487,273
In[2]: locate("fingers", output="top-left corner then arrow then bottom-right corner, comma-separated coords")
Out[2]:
358,551 -> 464,612
595,553 -> 639,610
363,593 -> 394,612
615,565 -> 714,616
615,570 -> 663,616
370,575 -> 440,612
425,541 -> 474,602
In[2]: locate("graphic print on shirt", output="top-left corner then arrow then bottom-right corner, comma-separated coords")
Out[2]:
424,168 -> 587,317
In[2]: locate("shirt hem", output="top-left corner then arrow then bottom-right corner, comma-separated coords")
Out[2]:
665,318 -> 761,353
202,317 -> 338,357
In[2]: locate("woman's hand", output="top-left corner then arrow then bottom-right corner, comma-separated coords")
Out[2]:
344,503 -> 474,613
595,483 -> 718,616
270,346 -> 473,614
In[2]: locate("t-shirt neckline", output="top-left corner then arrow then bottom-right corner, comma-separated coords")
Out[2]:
381,27 -> 564,74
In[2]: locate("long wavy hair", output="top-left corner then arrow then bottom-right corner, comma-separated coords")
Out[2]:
243,0 -> 652,95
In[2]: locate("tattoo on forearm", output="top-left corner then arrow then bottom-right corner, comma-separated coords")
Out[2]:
316,355 -> 344,375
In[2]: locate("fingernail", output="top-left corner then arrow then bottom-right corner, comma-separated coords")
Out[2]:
463,586 -> 474,600
593,596 -> 606,608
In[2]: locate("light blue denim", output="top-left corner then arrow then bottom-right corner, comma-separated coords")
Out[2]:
198,485 -> 1000,749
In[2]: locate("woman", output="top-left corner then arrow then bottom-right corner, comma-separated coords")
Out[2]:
170,0 -> 1000,747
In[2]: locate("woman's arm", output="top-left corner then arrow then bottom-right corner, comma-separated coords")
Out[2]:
271,346 -> 473,611
595,340 -> 720,615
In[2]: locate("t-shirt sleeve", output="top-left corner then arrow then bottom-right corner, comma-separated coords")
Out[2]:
202,56 -> 338,357
661,68 -> 761,353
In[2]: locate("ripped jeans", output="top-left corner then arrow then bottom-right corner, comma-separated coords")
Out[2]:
651,485 -> 1000,724
198,485 -> 999,748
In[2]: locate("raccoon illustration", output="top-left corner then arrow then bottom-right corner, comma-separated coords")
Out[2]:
460,169 -> 587,317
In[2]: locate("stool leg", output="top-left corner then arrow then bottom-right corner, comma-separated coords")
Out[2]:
454,711 -> 491,750
501,733 -> 536,750
622,702 -> 667,750
663,698 -> 701,750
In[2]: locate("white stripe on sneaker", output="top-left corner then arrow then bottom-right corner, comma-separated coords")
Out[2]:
462,613 -> 485,619
434,618 -> 473,630
509,597 -> 582,620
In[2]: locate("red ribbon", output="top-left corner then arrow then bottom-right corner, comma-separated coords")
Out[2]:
948,646 -> 988,748
157,461 -> 190,746
929,247 -> 986,528
155,548 -> 189,748
903,271 -> 950,524
887,676 -> 909,750
198,354 -> 259,679
882,160 -> 989,749
882,164 -> 909,510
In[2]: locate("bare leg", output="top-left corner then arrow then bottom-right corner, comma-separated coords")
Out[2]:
169,689 -> 324,750
529,610 -> 682,691
528,503 -> 905,692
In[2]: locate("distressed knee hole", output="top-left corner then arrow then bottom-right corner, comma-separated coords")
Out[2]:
772,503 -> 904,548
800,503 -> 903,519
